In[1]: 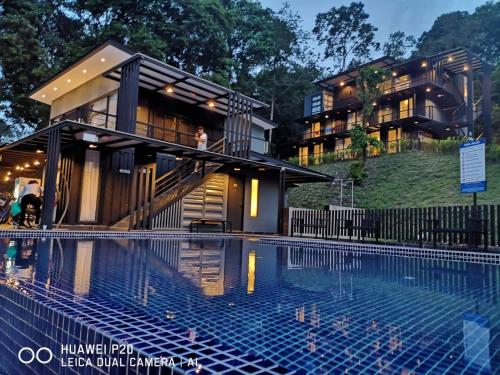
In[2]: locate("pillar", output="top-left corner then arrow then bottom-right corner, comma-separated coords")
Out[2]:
41,127 -> 61,229
482,62 -> 492,144
116,57 -> 141,134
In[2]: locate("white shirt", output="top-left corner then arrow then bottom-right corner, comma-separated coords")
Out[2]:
21,183 -> 42,197
197,133 -> 207,151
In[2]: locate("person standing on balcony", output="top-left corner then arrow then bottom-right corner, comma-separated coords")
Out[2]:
194,126 -> 207,174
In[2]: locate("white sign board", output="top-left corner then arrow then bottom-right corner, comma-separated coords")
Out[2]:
460,139 -> 486,193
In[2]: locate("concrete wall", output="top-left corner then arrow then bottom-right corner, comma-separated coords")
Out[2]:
50,76 -> 119,119
242,170 -> 280,233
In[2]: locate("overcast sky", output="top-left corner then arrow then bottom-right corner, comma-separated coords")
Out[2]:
261,0 -> 488,62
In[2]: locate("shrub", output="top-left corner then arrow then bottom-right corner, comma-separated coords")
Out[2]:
288,156 -> 299,165
487,143 -> 500,162
349,161 -> 367,184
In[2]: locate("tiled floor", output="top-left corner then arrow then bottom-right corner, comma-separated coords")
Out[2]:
0,237 -> 499,374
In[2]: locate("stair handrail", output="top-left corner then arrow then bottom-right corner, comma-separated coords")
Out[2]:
155,137 -> 226,197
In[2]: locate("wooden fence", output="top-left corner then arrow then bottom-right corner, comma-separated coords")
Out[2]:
289,204 -> 500,248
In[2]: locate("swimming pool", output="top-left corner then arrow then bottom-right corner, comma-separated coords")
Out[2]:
0,236 -> 498,374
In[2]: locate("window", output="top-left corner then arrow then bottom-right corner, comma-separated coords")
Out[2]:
311,94 -> 322,114
369,131 -> 381,156
387,128 -> 402,154
250,179 -> 259,217
313,143 -> 323,165
299,146 -> 309,166
311,122 -> 321,138
399,98 -> 414,119
323,92 -> 333,111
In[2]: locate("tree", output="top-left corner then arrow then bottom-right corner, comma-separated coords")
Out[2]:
313,2 -> 379,72
348,66 -> 387,182
383,31 -> 416,61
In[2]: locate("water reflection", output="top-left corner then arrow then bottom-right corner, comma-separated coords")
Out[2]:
0,237 -> 498,374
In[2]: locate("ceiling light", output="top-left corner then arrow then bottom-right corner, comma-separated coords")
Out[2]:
41,94 -> 46,98
82,69 -> 87,74
233,167 -> 241,171
447,56 -> 453,62
340,81 -> 345,86
372,102 -> 377,106
15,166 -> 21,171
4,176 -> 9,182
7,171 -> 11,176
414,121 -> 419,124
166,85 -> 174,93
33,161 -> 40,166
305,121 -> 309,124
445,127 -> 451,131
66,78 -> 71,83
325,115 -> 329,119
89,144 -> 97,149
258,168 -> 266,171
463,65 -> 469,71
437,94 -> 444,98
392,72 -> 397,76
421,61 -> 427,68
24,163 -> 30,168
53,87 -> 58,91
20,167 -> 24,171
36,149 -> 43,154
100,58 -> 106,62
208,100 -> 216,108
426,87 -> 431,92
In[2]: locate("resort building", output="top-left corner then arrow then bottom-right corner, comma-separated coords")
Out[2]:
295,48 -> 492,165
0,40 -> 330,232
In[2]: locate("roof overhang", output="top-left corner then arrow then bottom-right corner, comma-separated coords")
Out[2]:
30,41 -> 133,105
0,121 -> 331,184
104,54 -> 268,116
252,114 -> 277,130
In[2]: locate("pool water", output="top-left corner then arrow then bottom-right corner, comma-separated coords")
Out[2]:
0,237 -> 499,374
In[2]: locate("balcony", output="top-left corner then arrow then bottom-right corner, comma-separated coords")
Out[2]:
302,121 -> 348,141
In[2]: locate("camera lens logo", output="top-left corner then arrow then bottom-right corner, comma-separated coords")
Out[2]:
18,347 -> 53,364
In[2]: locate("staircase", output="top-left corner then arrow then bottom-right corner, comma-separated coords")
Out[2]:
112,138 -> 225,230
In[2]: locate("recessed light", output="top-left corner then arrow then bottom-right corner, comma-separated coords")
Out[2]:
447,56 -> 453,62
463,65 -> 469,71
414,121 -> 419,124
100,58 -> 106,62
207,100 -> 216,108
53,87 -> 58,91
426,87 -> 431,92
36,149 -> 43,154
437,94 -> 444,97
24,163 -> 30,168
372,102 -> 377,106
347,109 -> 351,113
66,78 -> 71,83
445,128 -> 451,131
392,72 -> 397,76
325,115 -> 329,119
305,121 -> 309,124
7,171 -> 11,176
234,167 -> 241,171
166,85 -> 174,93
340,81 -> 345,86
41,94 -> 46,98
258,168 -> 266,171
421,61 -> 427,67
89,144 -> 97,149
33,161 -> 40,166
82,69 -> 87,74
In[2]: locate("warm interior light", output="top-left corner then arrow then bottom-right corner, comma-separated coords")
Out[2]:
372,102 -> 377,106
250,179 -> 259,217
89,144 -> 97,149
208,100 -> 216,108
33,160 -> 40,166
247,251 -> 256,294
66,78 -> 71,83
4,176 -> 9,182
36,149 -> 43,154
447,56 -> 453,62
426,87 -> 431,92
392,72 -> 397,76
100,58 -> 106,62
340,81 -> 345,86
15,166 -> 21,171
305,120 -> 309,124
41,94 -> 46,98
7,171 -> 11,176
166,85 -> 174,93
421,61 -> 427,67
24,163 -> 30,168
53,87 -> 58,91
82,69 -> 87,74
233,167 -> 241,171
258,168 -> 266,171
464,65 -> 469,71
347,109 -> 351,113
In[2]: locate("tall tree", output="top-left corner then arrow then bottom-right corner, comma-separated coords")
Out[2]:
383,31 -> 416,61
313,2 -> 379,72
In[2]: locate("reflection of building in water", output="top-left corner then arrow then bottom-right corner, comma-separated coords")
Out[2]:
73,241 -> 94,296
150,238 -> 228,296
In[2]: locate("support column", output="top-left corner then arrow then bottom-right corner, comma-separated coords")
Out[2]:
277,168 -> 286,234
41,127 -> 61,229
117,57 -> 141,134
482,62 -> 492,144
466,51 -> 474,138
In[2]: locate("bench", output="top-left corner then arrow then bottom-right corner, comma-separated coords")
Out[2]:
189,219 -> 232,233
337,217 -> 380,242
419,217 -> 488,249
291,217 -> 329,238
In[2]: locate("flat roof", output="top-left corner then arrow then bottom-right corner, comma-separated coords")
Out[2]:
0,121 -> 331,184
30,40 -> 268,113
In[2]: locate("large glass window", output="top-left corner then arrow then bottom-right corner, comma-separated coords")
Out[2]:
313,143 -> 323,165
399,98 -> 414,119
299,146 -> 309,166
323,92 -> 333,111
387,128 -> 402,154
311,94 -> 322,114
311,122 -> 321,138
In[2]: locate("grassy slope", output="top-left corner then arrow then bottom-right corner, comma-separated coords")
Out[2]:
288,151 -> 500,209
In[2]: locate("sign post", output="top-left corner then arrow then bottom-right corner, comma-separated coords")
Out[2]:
460,139 -> 486,210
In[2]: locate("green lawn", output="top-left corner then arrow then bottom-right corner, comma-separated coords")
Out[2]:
288,151 -> 500,209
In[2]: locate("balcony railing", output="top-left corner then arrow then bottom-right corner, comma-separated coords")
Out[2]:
302,122 -> 349,140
